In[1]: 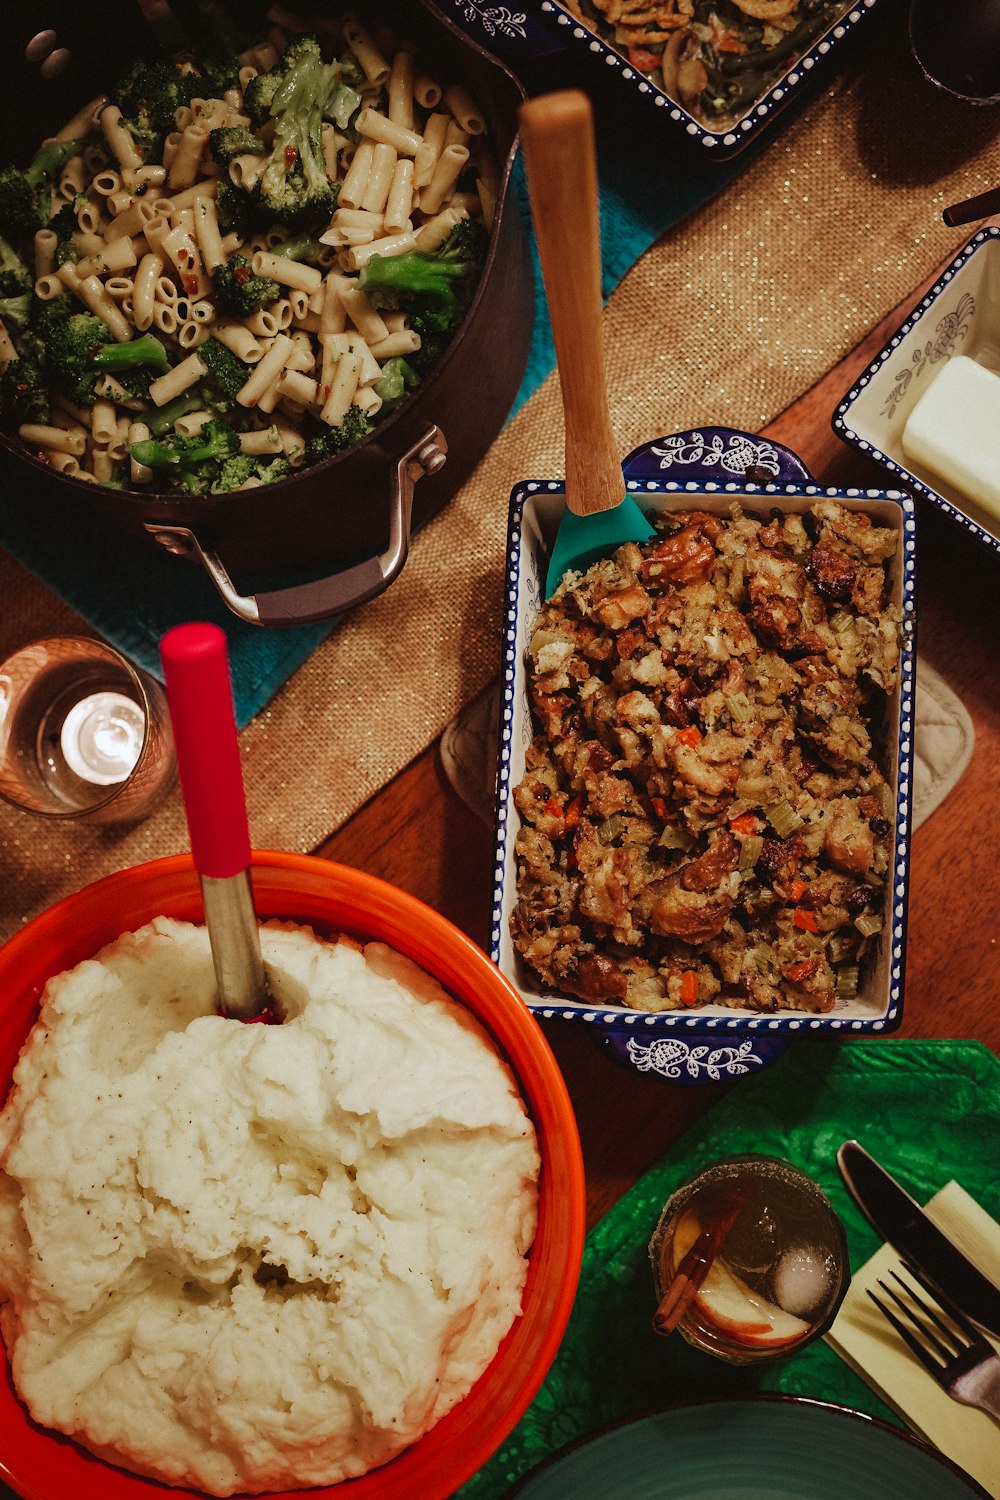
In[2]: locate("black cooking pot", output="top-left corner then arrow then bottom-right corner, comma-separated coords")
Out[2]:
2,0 -> 532,624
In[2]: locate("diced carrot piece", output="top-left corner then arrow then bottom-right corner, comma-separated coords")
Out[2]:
789,878 -> 807,902
729,813 -> 758,837
679,970 -> 698,1005
793,909 -> 819,933
676,725 -> 703,748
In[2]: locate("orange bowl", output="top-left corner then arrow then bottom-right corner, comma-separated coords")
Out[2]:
0,852 -> 585,1500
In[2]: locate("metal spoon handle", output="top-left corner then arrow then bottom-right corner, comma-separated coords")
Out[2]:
160,622 -> 269,1021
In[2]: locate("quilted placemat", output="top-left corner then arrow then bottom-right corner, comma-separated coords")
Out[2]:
456,1039 -> 1000,1498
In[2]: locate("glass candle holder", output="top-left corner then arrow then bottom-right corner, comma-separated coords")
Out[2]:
0,636 -> 177,824
649,1154 -> 849,1365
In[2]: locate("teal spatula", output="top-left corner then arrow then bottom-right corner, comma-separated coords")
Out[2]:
519,90 -> 654,596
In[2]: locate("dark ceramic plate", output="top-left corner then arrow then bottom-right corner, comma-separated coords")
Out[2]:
510,1398 -> 989,1498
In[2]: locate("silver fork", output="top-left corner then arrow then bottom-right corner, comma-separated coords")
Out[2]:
867,1261 -> 1000,1420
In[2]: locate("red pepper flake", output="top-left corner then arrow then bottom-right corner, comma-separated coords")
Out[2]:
728,813 -> 758,837
676,725 -> 703,749
183,273 -> 199,296
793,909 -> 819,933
234,265 -> 250,284
284,145 -> 298,167
678,970 -> 699,1006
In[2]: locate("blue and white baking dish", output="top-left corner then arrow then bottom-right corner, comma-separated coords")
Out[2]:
834,226 -> 1000,562
491,428 -> 915,1085
438,0 -> 880,156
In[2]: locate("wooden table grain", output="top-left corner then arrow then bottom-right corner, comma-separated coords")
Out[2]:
316,286 -> 1000,1232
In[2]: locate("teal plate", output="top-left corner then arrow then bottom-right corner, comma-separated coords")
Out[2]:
509,1397 -> 989,1499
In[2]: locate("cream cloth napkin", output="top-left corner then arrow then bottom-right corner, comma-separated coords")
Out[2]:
826,1181 -> 1000,1497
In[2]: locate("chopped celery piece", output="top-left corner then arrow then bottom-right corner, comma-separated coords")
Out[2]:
765,799 -> 804,837
657,824 -> 690,851
855,912 -> 884,938
739,834 -> 763,871
728,691 -> 754,722
836,964 -> 860,1000
597,813 -> 624,845
828,933 -> 857,964
875,780 -> 895,817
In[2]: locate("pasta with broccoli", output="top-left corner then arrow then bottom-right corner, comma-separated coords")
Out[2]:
0,10 -> 494,495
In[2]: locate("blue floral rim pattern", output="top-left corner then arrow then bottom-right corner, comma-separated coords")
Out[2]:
491,431 -> 916,1084
441,0 -> 881,156
833,226 -> 1000,561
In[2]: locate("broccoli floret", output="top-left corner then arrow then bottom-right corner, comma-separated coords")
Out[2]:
0,334 -> 49,426
214,178 -> 258,240
197,336 -> 250,409
130,416 -> 240,472
43,303 -> 168,405
244,35 -> 340,226
361,219 -> 488,372
211,450 -> 294,492
0,138 -> 88,240
208,126 -> 267,169
243,33 -> 322,127
145,387 -> 207,437
0,234 -> 31,298
212,253 -> 280,317
372,356 -> 420,414
0,292 -> 31,333
270,230 -> 323,262
112,61 -> 204,162
212,452 -> 256,492
304,405 -> 373,463
325,79 -> 362,131
48,197 -> 90,267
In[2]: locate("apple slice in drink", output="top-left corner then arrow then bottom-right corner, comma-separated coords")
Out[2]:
670,1209 -> 811,1349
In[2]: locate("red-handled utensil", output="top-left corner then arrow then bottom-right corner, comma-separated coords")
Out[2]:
159,622 -> 275,1022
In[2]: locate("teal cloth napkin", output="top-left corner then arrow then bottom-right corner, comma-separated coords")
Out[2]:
0,55 -> 757,727
456,1038 -> 1000,1499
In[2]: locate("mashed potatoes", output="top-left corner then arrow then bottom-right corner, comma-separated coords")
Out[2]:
0,919 -> 540,1495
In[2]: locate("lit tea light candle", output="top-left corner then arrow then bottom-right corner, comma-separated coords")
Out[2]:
59,691 -> 145,786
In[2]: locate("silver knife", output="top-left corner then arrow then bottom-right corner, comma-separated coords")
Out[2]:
837,1139 -> 1000,1338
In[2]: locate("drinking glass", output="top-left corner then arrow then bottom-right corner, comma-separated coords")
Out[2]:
649,1154 -> 848,1364
0,636 -> 176,824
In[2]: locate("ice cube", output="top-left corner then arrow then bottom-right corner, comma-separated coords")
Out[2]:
774,1246 -> 832,1317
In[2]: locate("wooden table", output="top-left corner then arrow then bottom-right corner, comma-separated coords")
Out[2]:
317,284 -> 1000,1233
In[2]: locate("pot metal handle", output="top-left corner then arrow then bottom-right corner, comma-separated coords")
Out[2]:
145,426 -> 447,627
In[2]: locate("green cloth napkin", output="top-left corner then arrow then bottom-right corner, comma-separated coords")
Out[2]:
456,1038 -> 1000,1499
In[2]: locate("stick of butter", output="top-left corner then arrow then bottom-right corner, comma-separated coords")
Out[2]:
901,354 -> 1000,520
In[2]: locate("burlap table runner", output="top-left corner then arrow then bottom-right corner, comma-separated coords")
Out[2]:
2,20 -> 998,939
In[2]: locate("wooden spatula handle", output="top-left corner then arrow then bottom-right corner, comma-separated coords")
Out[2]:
519,90 -> 621,518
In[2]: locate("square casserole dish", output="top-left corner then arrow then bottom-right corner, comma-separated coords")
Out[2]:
438,0 -> 880,156
834,225 -> 1000,561
492,431 -> 916,1085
